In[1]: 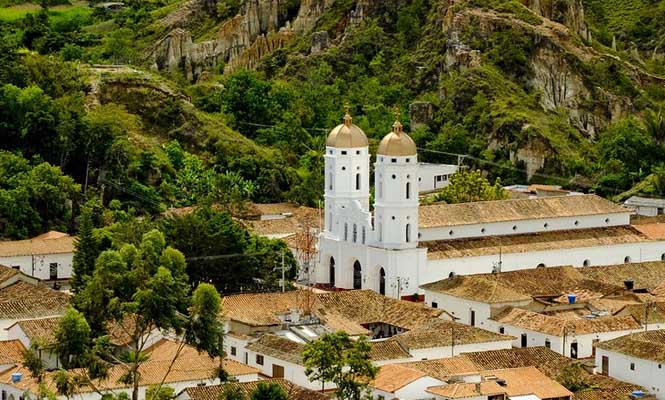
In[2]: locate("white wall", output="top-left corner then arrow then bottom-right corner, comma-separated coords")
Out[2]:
419,212 -> 631,242
244,349 -> 324,391
595,349 -> 665,399
0,253 -> 73,280
421,240 -> 665,287
418,164 -> 458,193
408,340 -> 513,360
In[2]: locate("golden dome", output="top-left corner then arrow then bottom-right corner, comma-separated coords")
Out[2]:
326,112 -> 368,148
377,120 -> 417,156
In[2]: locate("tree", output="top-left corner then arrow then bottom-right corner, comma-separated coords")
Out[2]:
62,230 -> 225,400
71,207 -> 99,293
303,332 -> 378,398
250,382 -> 287,400
22,342 -> 46,382
557,362 -> 594,392
220,385 -> 245,400
433,169 -> 508,204
54,307 -> 91,369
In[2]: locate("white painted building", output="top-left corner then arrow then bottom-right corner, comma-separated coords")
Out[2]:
370,364 -> 444,400
595,330 -> 665,399
625,196 -> 665,217
0,231 -> 74,281
418,163 -> 459,193
315,113 -> 665,298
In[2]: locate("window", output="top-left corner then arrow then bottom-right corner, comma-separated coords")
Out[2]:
574,220 -> 579,226
391,158 -> 397,163
379,268 -> 386,295
49,263 -> 58,280
545,339 -> 551,349
605,218 -> 610,223
470,310 -> 476,326
630,362 -> 635,371
405,158 -> 410,163
11,265 -> 20,270
329,257 -> 335,287
406,224 -> 411,243
499,327 -> 505,334
341,166 -> 346,171
353,261 -> 362,290
341,150 -> 347,155
356,150 -> 361,155
392,174 -> 396,179
2,390 -> 6,400
481,228 -> 486,233
624,256 -> 631,264
356,173 -> 361,190
662,253 -> 665,261
344,223 -> 348,241
436,175 -> 443,182
256,355 -> 264,365
512,225 -> 517,231
230,347 -> 236,356
583,259 -> 591,267
449,230 -> 454,236
431,302 -> 438,309
406,182 -> 411,199
521,334 -> 527,348
352,224 -> 358,243
537,263 -> 546,268
362,226 -> 366,244
544,222 -> 549,228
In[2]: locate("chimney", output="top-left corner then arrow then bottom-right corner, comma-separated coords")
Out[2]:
624,280 -> 635,291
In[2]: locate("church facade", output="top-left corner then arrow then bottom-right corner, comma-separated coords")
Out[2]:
315,113 -> 665,299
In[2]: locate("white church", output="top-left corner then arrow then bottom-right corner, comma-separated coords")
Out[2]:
315,112 -> 665,299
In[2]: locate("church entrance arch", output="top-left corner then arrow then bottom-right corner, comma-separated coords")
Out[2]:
329,257 -> 335,287
353,260 -> 362,290
379,267 -> 386,295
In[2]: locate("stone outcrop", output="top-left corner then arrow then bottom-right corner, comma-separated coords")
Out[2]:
310,31 -> 329,54
409,102 -> 433,130
521,0 -> 590,42
152,0 -> 336,81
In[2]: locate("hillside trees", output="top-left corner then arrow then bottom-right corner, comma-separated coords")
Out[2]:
432,169 -> 508,204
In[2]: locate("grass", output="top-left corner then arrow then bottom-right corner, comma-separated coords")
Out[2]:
0,1 -> 90,22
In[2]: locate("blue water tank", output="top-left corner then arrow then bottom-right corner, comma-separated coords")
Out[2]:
567,294 -> 577,304
11,372 -> 22,383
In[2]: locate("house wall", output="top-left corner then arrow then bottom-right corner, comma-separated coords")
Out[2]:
595,348 -> 665,399
5,324 -> 60,369
408,339 -> 513,360
418,164 -> 458,193
419,212 -> 631,242
421,241 -> 665,287
485,320 -> 641,358
371,376 -> 444,400
633,205 -> 660,217
244,350 -> 325,391
0,253 -> 73,280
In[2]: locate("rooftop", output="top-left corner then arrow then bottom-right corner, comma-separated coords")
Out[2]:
632,223 -> 665,240
423,226 -> 650,260
0,232 -> 75,257
419,194 -> 627,229
596,329 -> 665,363
579,261 -> 665,292
479,366 -> 572,399
241,207 -> 319,236
245,334 -> 305,365
491,308 -> 641,336
181,379 -> 328,400
625,196 -> 665,208
0,340 -> 27,365
393,318 -> 514,350
0,281 -> 70,320
421,266 -> 621,304
397,357 -> 480,380
371,364 -> 428,393
426,381 -> 506,399
12,316 -> 60,345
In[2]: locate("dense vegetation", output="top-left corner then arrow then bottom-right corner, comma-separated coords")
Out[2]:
0,0 -> 664,243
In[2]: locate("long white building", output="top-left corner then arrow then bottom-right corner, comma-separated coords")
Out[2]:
316,113 -> 665,298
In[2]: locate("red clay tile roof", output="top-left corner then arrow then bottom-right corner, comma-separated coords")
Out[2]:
596,329 -> 665,363
371,364 -> 428,393
0,281 -> 70,319
182,379 -> 328,400
0,340 -> 27,364
0,234 -> 75,257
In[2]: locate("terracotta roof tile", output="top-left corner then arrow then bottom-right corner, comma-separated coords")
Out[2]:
243,207 -> 320,236
0,265 -> 21,286
183,379 -> 328,400
419,194 -> 626,229
480,366 -> 572,399
0,234 -> 75,257
424,226 -> 649,259
0,281 -> 70,319
394,319 -> 513,349
632,223 -> 665,240
370,364 -> 428,393
14,317 -> 60,345
491,307 -> 641,336
596,329 -> 665,363
397,357 -> 480,380
580,261 -> 665,291
368,339 -> 411,361
426,381 -> 506,398
246,335 -> 304,365
462,347 -> 570,379
0,340 -> 27,364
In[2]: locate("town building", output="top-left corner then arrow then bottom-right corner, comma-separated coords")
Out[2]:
417,163 -> 459,193
0,231 -> 75,282
595,330 -> 665,399
175,378 -> 328,400
0,339 -> 259,400
315,113 -> 665,298
625,196 -> 665,217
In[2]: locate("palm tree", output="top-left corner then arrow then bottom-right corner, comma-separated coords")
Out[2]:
644,109 -> 665,145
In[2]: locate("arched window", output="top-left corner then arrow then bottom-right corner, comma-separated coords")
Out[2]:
406,224 -> 411,243
356,173 -> 361,190
362,226 -> 366,244
344,223 -> 348,241
624,256 -> 631,264
406,182 -> 411,199
329,257 -> 335,287
583,259 -> 591,267
537,263 -> 546,268
352,224 -> 358,243
379,268 -> 386,295
353,261 -> 362,290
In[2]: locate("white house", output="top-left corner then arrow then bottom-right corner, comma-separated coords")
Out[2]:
625,196 -> 665,217
0,339 -> 260,400
487,307 -> 642,358
0,281 -> 69,339
0,231 -> 75,282
314,112 -> 665,298
417,163 -> 459,193
370,364 -> 444,400
595,330 -> 665,399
